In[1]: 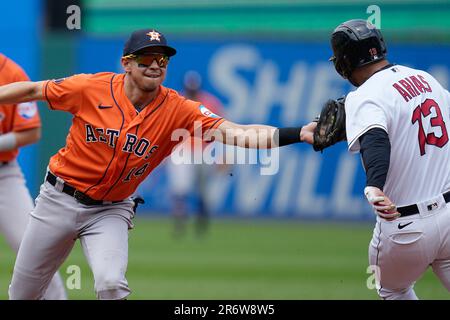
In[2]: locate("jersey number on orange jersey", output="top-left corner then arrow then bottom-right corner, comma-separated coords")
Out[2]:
123,163 -> 149,182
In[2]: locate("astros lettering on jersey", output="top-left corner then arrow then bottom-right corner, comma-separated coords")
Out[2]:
43,72 -> 224,201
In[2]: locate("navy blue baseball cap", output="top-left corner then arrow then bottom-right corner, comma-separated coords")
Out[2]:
123,29 -> 177,57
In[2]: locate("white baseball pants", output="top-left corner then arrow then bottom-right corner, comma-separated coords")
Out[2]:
369,193 -> 450,299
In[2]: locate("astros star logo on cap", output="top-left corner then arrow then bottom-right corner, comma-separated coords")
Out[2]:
146,31 -> 161,42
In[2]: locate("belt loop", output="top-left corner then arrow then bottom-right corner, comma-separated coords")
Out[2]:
45,167 -> 51,181
54,175 -> 65,192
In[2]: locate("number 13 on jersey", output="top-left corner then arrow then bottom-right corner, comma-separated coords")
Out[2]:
411,98 -> 449,156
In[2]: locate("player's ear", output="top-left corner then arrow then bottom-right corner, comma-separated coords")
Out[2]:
121,57 -> 132,72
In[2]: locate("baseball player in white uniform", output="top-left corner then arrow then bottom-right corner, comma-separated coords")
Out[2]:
0,53 -> 67,299
330,19 -> 450,299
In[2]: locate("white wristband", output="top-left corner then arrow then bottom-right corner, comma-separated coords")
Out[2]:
0,132 -> 17,152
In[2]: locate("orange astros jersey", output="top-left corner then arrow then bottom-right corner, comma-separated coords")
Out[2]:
0,54 -> 41,162
43,72 -> 224,201
183,90 -> 225,151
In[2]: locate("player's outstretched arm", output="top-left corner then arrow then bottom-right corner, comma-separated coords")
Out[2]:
0,127 -> 41,152
208,120 -> 316,149
14,127 -> 41,147
0,81 -> 46,104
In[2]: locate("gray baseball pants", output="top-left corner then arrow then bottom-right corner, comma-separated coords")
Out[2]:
0,161 -> 66,299
8,174 -> 135,300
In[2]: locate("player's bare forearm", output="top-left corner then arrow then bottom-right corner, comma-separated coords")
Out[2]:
0,128 -> 41,152
0,81 -> 45,104
209,121 -> 275,148
14,127 -> 41,148
212,120 -> 315,148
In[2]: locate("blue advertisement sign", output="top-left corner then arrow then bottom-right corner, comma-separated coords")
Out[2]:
76,36 -> 450,219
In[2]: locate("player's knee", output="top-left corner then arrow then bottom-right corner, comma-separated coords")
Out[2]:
95,273 -> 130,300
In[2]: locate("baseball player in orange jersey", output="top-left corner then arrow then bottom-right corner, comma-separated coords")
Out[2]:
0,29 -> 316,299
0,54 -> 67,299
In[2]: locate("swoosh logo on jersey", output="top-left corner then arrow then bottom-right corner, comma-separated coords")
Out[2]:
98,105 -> 113,109
398,222 -> 413,229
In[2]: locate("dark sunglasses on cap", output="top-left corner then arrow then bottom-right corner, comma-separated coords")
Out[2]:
124,53 -> 169,68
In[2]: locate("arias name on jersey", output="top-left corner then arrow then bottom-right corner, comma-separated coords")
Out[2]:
392,73 -> 432,102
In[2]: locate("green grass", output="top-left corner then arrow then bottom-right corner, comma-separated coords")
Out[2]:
0,217 -> 448,300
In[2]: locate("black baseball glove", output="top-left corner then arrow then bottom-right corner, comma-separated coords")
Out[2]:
312,96 -> 347,152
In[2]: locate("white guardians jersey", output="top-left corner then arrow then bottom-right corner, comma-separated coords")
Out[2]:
345,64 -> 450,207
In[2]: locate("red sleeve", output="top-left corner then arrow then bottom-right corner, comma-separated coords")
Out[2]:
43,74 -> 90,114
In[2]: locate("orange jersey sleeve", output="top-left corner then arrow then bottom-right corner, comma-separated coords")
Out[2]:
43,74 -> 91,115
11,101 -> 41,132
178,99 -> 225,137
11,58 -> 41,131
0,54 -> 41,161
196,91 -> 224,116
170,94 -> 225,152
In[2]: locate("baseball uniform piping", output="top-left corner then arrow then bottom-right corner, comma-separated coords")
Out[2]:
44,81 -> 55,110
143,89 -> 169,121
208,118 -> 225,131
84,74 -> 125,195
101,125 -> 139,200
101,91 -> 168,199
375,221 -> 383,291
